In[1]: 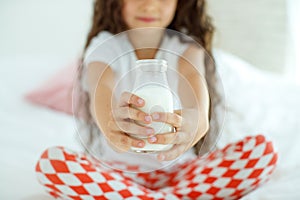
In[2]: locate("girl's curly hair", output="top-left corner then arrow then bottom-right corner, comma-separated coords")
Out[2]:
77,0 -> 223,156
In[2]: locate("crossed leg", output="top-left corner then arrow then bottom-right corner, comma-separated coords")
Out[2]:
36,134 -> 277,199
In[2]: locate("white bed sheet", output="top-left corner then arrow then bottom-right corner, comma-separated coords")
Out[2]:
0,56 -> 83,200
0,52 -> 300,199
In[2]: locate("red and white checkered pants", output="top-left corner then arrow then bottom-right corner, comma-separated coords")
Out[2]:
35,134 -> 278,200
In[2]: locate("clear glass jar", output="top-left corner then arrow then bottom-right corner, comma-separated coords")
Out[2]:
130,59 -> 175,153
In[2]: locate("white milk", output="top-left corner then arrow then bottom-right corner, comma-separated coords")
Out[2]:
131,84 -> 174,152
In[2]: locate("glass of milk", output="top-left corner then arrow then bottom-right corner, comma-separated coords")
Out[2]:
130,59 -> 175,153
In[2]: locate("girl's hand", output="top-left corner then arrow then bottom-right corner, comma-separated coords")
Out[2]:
147,110 -> 200,161
106,92 -> 155,152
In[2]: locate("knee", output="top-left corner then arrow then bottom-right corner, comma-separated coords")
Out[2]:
244,134 -> 276,152
240,134 -> 278,166
35,146 -> 76,173
223,134 -> 278,165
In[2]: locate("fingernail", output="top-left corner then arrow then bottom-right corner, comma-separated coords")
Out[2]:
137,99 -> 144,105
149,136 -> 157,143
144,115 -> 151,122
157,154 -> 165,161
138,142 -> 144,147
152,113 -> 159,120
146,129 -> 154,135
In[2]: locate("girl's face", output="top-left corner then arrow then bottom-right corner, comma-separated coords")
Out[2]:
122,0 -> 178,29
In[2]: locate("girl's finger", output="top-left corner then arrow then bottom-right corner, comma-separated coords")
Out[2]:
105,131 -> 145,152
108,120 -> 154,137
148,131 -> 192,145
151,112 -> 183,128
157,144 -> 187,161
113,107 -> 152,124
119,91 -> 145,107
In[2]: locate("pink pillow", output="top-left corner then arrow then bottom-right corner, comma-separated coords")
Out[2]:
25,62 -> 77,115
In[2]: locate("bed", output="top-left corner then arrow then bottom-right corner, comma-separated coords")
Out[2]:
1,49 -> 299,199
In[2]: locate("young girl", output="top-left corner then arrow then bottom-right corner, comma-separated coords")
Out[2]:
35,0 -> 278,199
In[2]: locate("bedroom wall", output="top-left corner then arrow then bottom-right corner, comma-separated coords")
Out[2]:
207,0 -> 288,73
0,0 -> 93,60
286,0 -> 300,82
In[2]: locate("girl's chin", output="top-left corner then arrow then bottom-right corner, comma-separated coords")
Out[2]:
130,23 -> 166,29
127,27 -> 166,36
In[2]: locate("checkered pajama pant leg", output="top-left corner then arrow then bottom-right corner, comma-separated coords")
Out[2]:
35,134 -> 278,199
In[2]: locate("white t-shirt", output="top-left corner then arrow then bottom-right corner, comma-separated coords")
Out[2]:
82,31 -> 200,172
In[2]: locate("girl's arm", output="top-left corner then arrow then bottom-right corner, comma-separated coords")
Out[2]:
85,62 -> 153,152
85,62 -> 114,134
177,45 -> 210,147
